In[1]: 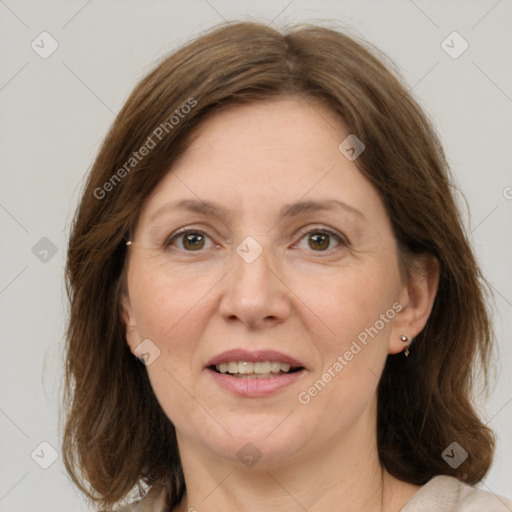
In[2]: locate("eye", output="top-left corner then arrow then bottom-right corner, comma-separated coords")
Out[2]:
293,228 -> 347,252
165,229 -> 214,251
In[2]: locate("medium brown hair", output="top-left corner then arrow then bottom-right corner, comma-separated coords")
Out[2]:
63,20 -> 495,510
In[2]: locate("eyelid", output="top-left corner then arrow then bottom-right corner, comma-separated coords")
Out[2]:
161,227 -> 213,250
162,224 -> 349,252
293,225 -> 349,247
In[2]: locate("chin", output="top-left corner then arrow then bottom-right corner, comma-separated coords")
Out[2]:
200,415 -> 311,467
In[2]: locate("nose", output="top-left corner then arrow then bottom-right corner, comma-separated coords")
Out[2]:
218,245 -> 291,329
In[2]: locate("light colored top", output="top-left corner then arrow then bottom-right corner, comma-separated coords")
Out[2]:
401,475 -> 512,511
117,475 -> 512,511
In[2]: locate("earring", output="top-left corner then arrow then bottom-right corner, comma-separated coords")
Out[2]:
126,241 -> 132,246
400,335 -> 410,357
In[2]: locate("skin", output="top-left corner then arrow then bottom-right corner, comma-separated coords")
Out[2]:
122,97 -> 439,511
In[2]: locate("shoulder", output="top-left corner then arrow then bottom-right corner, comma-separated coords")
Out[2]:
111,489 -> 167,512
401,475 -> 512,512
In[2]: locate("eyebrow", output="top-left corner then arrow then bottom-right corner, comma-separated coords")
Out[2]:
148,198 -> 366,224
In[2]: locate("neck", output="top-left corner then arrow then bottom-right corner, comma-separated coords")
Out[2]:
172,400 -> 419,512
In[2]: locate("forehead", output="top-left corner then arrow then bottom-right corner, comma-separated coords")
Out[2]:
139,98 -> 385,225
181,97 -> 345,169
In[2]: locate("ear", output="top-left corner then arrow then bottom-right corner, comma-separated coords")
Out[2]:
388,254 -> 439,354
121,293 -> 141,354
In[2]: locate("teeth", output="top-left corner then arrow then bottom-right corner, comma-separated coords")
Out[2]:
254,361 -> 270,373
215,361 -> 294,375
238,361 -> 252,374
270,361 -> 281,373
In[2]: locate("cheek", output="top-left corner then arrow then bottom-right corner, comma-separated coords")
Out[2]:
129,265 -> 219,427
294,270 -> 398,425
302,260 -> 400,356
129,261 -> 219,342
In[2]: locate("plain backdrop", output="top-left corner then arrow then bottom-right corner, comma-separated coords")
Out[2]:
0,1 -> 511,510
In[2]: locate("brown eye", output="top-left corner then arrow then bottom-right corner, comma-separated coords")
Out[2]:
182,232 -> 205,250
308,232 -> 330,251
166,230 -> 213,252
293,228 -> 346,254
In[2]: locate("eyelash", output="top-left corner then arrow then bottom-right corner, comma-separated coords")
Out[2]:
163,226 -> 348,255
293,226 -> 348,252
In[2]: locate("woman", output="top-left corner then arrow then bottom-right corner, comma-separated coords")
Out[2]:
62,21 -> 512,511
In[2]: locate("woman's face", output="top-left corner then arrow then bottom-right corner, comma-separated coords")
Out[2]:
123,98 -> 415,468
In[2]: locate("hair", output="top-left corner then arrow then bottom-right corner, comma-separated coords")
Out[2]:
63,20 -> 495,510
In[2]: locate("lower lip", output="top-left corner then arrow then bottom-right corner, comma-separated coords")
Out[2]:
206,368 -> 306,398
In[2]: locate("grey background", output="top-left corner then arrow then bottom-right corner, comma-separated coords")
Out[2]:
0,0 -> 511,510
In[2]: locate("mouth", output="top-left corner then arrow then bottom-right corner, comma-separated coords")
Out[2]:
208,360 -> 304,379
205,349 -> 307,397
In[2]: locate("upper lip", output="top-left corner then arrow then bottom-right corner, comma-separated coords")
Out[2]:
206,349 -> 305,369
